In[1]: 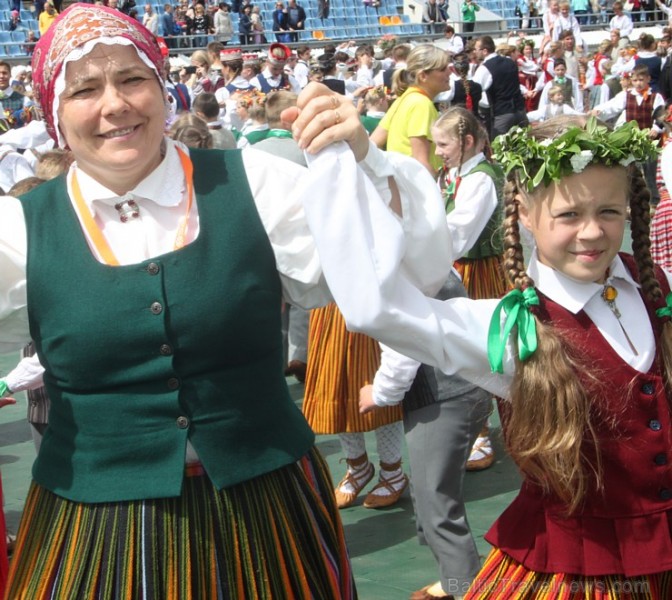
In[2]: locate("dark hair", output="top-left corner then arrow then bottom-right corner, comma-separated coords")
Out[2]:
317,52 -> 336,73
192,92 -> 220,120
554,57 -> 566,68
478,35 -> 495,54
632,63 -> 651,78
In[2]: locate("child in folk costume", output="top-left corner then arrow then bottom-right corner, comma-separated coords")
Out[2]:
527,83 -> 584,122
301,304 -> 410,509
593,63 -> 664,203
359,85 -> 389,135
302,114 -> 668,598
517,39 -> 542,112
434,107 -> 507,471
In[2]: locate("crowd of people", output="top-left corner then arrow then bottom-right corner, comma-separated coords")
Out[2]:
0,0 -> 671,599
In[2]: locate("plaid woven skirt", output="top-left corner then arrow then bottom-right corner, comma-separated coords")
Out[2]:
5,448 -> 356,600
464,548 -> 672,600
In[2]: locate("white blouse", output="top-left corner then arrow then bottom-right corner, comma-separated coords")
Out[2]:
443,152 -> 498,259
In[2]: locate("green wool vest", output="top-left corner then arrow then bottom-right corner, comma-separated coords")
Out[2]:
444,160 -> 504,260
20,148 -> 314,503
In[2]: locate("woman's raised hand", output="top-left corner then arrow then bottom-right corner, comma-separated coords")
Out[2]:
285,82 -> 370,161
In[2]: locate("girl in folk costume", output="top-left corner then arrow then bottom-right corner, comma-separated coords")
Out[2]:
301,303 -> 410,509
301,113 -> 669,599
449,53 -> 482,118
359,85 -> 389,134
433,107 -> 506,471
517,39 -> 541,112
587,39 -> 614,107
234,90 -> 269,147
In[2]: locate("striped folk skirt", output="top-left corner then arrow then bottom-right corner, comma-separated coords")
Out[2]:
302,303 -> 403,434
464,548 -> 672,600
4,448 -> 356,600
453,256 -> 508,301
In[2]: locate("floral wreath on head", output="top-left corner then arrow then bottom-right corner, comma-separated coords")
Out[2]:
236,89 -> 266,109
517,38 -> 535,54
491,117 -> 660,194
376,34 -> 398,52
365,84 -> 389,102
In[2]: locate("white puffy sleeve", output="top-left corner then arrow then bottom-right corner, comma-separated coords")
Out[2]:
0,196 -> 30,353
301,142 -> 513,396
245,141 -> 454,309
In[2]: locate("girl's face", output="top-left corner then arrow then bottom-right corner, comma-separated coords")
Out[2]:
523,44 -> 533,58
432,127 -> 474,169
236,101 -> 249,119
518,165 -> 628,284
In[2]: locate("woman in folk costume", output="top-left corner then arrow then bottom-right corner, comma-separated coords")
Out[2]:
0,4 -> 390,597
298,112 -> 671,598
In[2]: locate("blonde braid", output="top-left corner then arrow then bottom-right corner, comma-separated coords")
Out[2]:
629,165 -> 662,302
501,178 -> 533,290
501,174 -> 601,514
457,115 -> 466,176
628,165 -> 672,392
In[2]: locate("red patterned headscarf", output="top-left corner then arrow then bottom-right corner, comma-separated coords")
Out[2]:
31,3 -> 166,144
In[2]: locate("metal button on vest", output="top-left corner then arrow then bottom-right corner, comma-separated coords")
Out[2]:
649,419 -> 662,431
150,302 -> 163,315
160,344 -> 173,356
176,416 -> 189,429
147,262 -> 160,275
654,453 -> 667,466
660,488 -> 672,500
167,377 -> 180,390
641,382 -> 655,395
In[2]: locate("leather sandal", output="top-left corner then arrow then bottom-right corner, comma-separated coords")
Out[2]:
362,472 -> 408,509
333,461 -> 375,508
466,435 -> 495,471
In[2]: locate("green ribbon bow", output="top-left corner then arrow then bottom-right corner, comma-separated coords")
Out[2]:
656,292 -> 672,320
487,287 -> 540,374
0,381 -> 9,398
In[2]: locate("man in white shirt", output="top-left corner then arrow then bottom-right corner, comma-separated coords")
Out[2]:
142,3 -> 159,35
443,25 -> 465,56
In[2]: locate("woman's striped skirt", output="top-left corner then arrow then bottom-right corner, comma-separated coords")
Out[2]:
302,303 -> 403,434
464,548 -> 672,600
4,448 -> 356,600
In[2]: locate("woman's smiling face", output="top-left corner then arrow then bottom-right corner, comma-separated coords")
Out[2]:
57,44 -> 166,194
